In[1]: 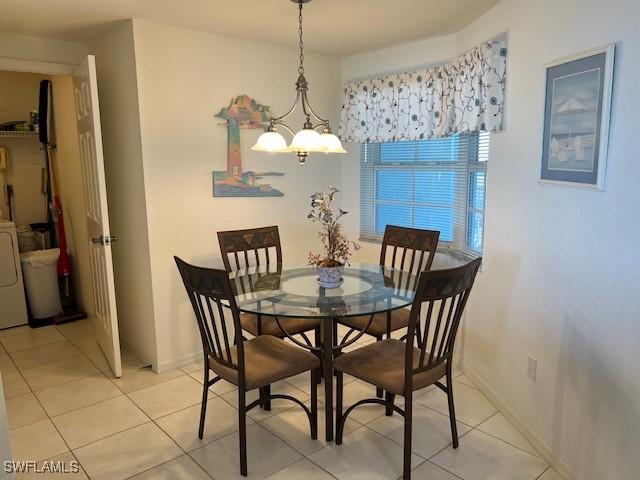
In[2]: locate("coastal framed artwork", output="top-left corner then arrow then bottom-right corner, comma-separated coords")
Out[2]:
540,44 -> 615,190
213,95 -> 284,197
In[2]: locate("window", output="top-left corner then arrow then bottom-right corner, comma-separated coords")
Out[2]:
360,132 -> 489,257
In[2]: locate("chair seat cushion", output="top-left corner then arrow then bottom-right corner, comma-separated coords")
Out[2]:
334,339 -> 446,395
240,313 -> 320,337
339,308 -> 410,338
209,335 -> 320,391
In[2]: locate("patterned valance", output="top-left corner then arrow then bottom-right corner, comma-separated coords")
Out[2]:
338,40 -> 507,143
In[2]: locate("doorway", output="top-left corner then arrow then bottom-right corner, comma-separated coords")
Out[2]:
0,57 -> 122,378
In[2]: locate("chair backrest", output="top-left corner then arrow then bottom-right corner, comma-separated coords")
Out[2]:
217,225 -> 283,273
379,225 -> 440,293
175,256 -> 245,377
380,225 -> 440,274
405,257 -> 482,383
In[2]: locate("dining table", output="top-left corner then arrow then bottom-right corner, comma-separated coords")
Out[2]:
230,262 -> 419,442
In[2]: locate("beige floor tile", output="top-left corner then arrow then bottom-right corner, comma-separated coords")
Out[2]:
10,419 -> 69,461
69,334 -> 100,354
55,320 -> 95,341
188,370 -> 237,395
430,429 -> 548,480
156,396 -> 252,451
368,402 -> 471,459
52,395 -> 148,449
6,392 -> 48,430
191,423 -> 301,480
84,349 -> 110,373
2,371 -> 31,398
308,426 -> 424,480
1,327 -> 66,353
179,360 -> 203,374
110,365 -> 184,394
407,460 -> 461,480
322,379 -> 386,425
221,380 -> 309,421
10,341 -> 81,370
477,412 -> 541,457
16,452 -> 88,479
261,399 -> 362,456
22,355 -> 100,391
35,374 -> 122,417
453,374 -> 475,388
416,381 -> 496,427
537,467 -> 563,480
129,375 -> 207,419
0,353 -> 18,375
128,455 -> 211,480
265,458 -> 335,480
284,371 -> 355,396
73,422 -> 182,480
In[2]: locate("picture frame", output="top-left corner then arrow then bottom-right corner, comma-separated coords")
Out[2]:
540,44 -> 615,190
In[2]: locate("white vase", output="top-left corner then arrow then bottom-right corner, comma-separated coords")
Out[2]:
317,266 -> 344,288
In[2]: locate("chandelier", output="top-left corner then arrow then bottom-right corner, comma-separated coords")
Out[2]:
251,0 -> 345,165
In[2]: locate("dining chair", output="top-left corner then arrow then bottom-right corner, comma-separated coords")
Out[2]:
218,225 -> 322,407
175,257 -> 320,477
339,225 -> 439,397
334,257 -> 482,480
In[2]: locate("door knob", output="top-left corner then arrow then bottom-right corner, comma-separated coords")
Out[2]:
91,235 -> 118,246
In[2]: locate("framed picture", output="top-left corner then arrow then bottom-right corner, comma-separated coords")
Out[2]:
540,44 -> 615,190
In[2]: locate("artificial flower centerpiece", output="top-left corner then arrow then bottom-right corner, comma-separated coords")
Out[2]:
307,187 -> 360,288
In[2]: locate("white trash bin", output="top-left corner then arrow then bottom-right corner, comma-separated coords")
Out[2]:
20,248 -> 62,319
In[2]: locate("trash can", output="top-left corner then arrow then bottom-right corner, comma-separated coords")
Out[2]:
20,248 -> 62,319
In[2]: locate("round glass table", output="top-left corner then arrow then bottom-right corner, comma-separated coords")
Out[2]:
231,263 -> 419,441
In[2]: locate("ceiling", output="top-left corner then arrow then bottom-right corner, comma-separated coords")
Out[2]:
0,0 -> 500,56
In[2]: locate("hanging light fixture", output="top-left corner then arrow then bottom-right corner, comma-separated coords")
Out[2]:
251,0 -> 345,165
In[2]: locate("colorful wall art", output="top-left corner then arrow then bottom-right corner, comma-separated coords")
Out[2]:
213,95 -> 284,197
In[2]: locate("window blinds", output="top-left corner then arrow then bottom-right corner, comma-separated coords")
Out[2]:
360,133 -> 489,257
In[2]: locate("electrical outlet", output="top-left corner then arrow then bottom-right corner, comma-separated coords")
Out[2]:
527,355 -> 538,382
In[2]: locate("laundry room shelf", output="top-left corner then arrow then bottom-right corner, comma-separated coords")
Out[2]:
0,131 -> 38,138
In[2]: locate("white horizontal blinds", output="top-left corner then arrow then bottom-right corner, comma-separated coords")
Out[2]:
360,132 -> 490,257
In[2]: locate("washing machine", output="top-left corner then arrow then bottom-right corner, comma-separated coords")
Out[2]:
0,219 -> 28,329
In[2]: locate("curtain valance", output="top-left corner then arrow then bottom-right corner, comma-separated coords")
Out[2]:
338,40 -> 507,143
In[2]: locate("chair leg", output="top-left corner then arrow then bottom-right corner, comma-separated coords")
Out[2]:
310,368 -> 319,440
198,367 -> 209,439
403,391 -> 413,480
446,367 -> 459,448
385,391 -> 395,416
376,335 -> 384,399
238,389 -> 248,477
314,327 -> 323,383
335,370 -> 344,444
259,385 -> 271,412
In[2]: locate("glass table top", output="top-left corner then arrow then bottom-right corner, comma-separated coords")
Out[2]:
231,263 -> 419,319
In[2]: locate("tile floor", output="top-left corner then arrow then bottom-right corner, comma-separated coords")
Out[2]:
1,320 -> 561,479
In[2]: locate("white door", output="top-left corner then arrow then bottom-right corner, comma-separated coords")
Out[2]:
73,55 -> 122,377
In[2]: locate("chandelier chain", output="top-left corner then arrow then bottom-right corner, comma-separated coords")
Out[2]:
298,1 -> 304,74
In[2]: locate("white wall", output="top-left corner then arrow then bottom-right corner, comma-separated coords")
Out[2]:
342,1 -> 640,478
90,21 -> 158,366
131,19 -> 343,370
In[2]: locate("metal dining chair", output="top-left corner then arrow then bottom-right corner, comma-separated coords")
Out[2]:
175,257 -> 320,477
218,225 -> 322,408
339,225 -> 439,397
334,258 -> 482,480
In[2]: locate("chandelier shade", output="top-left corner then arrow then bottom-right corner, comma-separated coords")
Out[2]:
250,0 -> 345,165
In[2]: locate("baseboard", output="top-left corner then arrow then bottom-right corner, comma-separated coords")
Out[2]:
461,363 -> 574,480
155,349 -> 202,374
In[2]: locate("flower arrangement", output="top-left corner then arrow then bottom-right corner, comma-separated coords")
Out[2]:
307,187 -> 360,269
